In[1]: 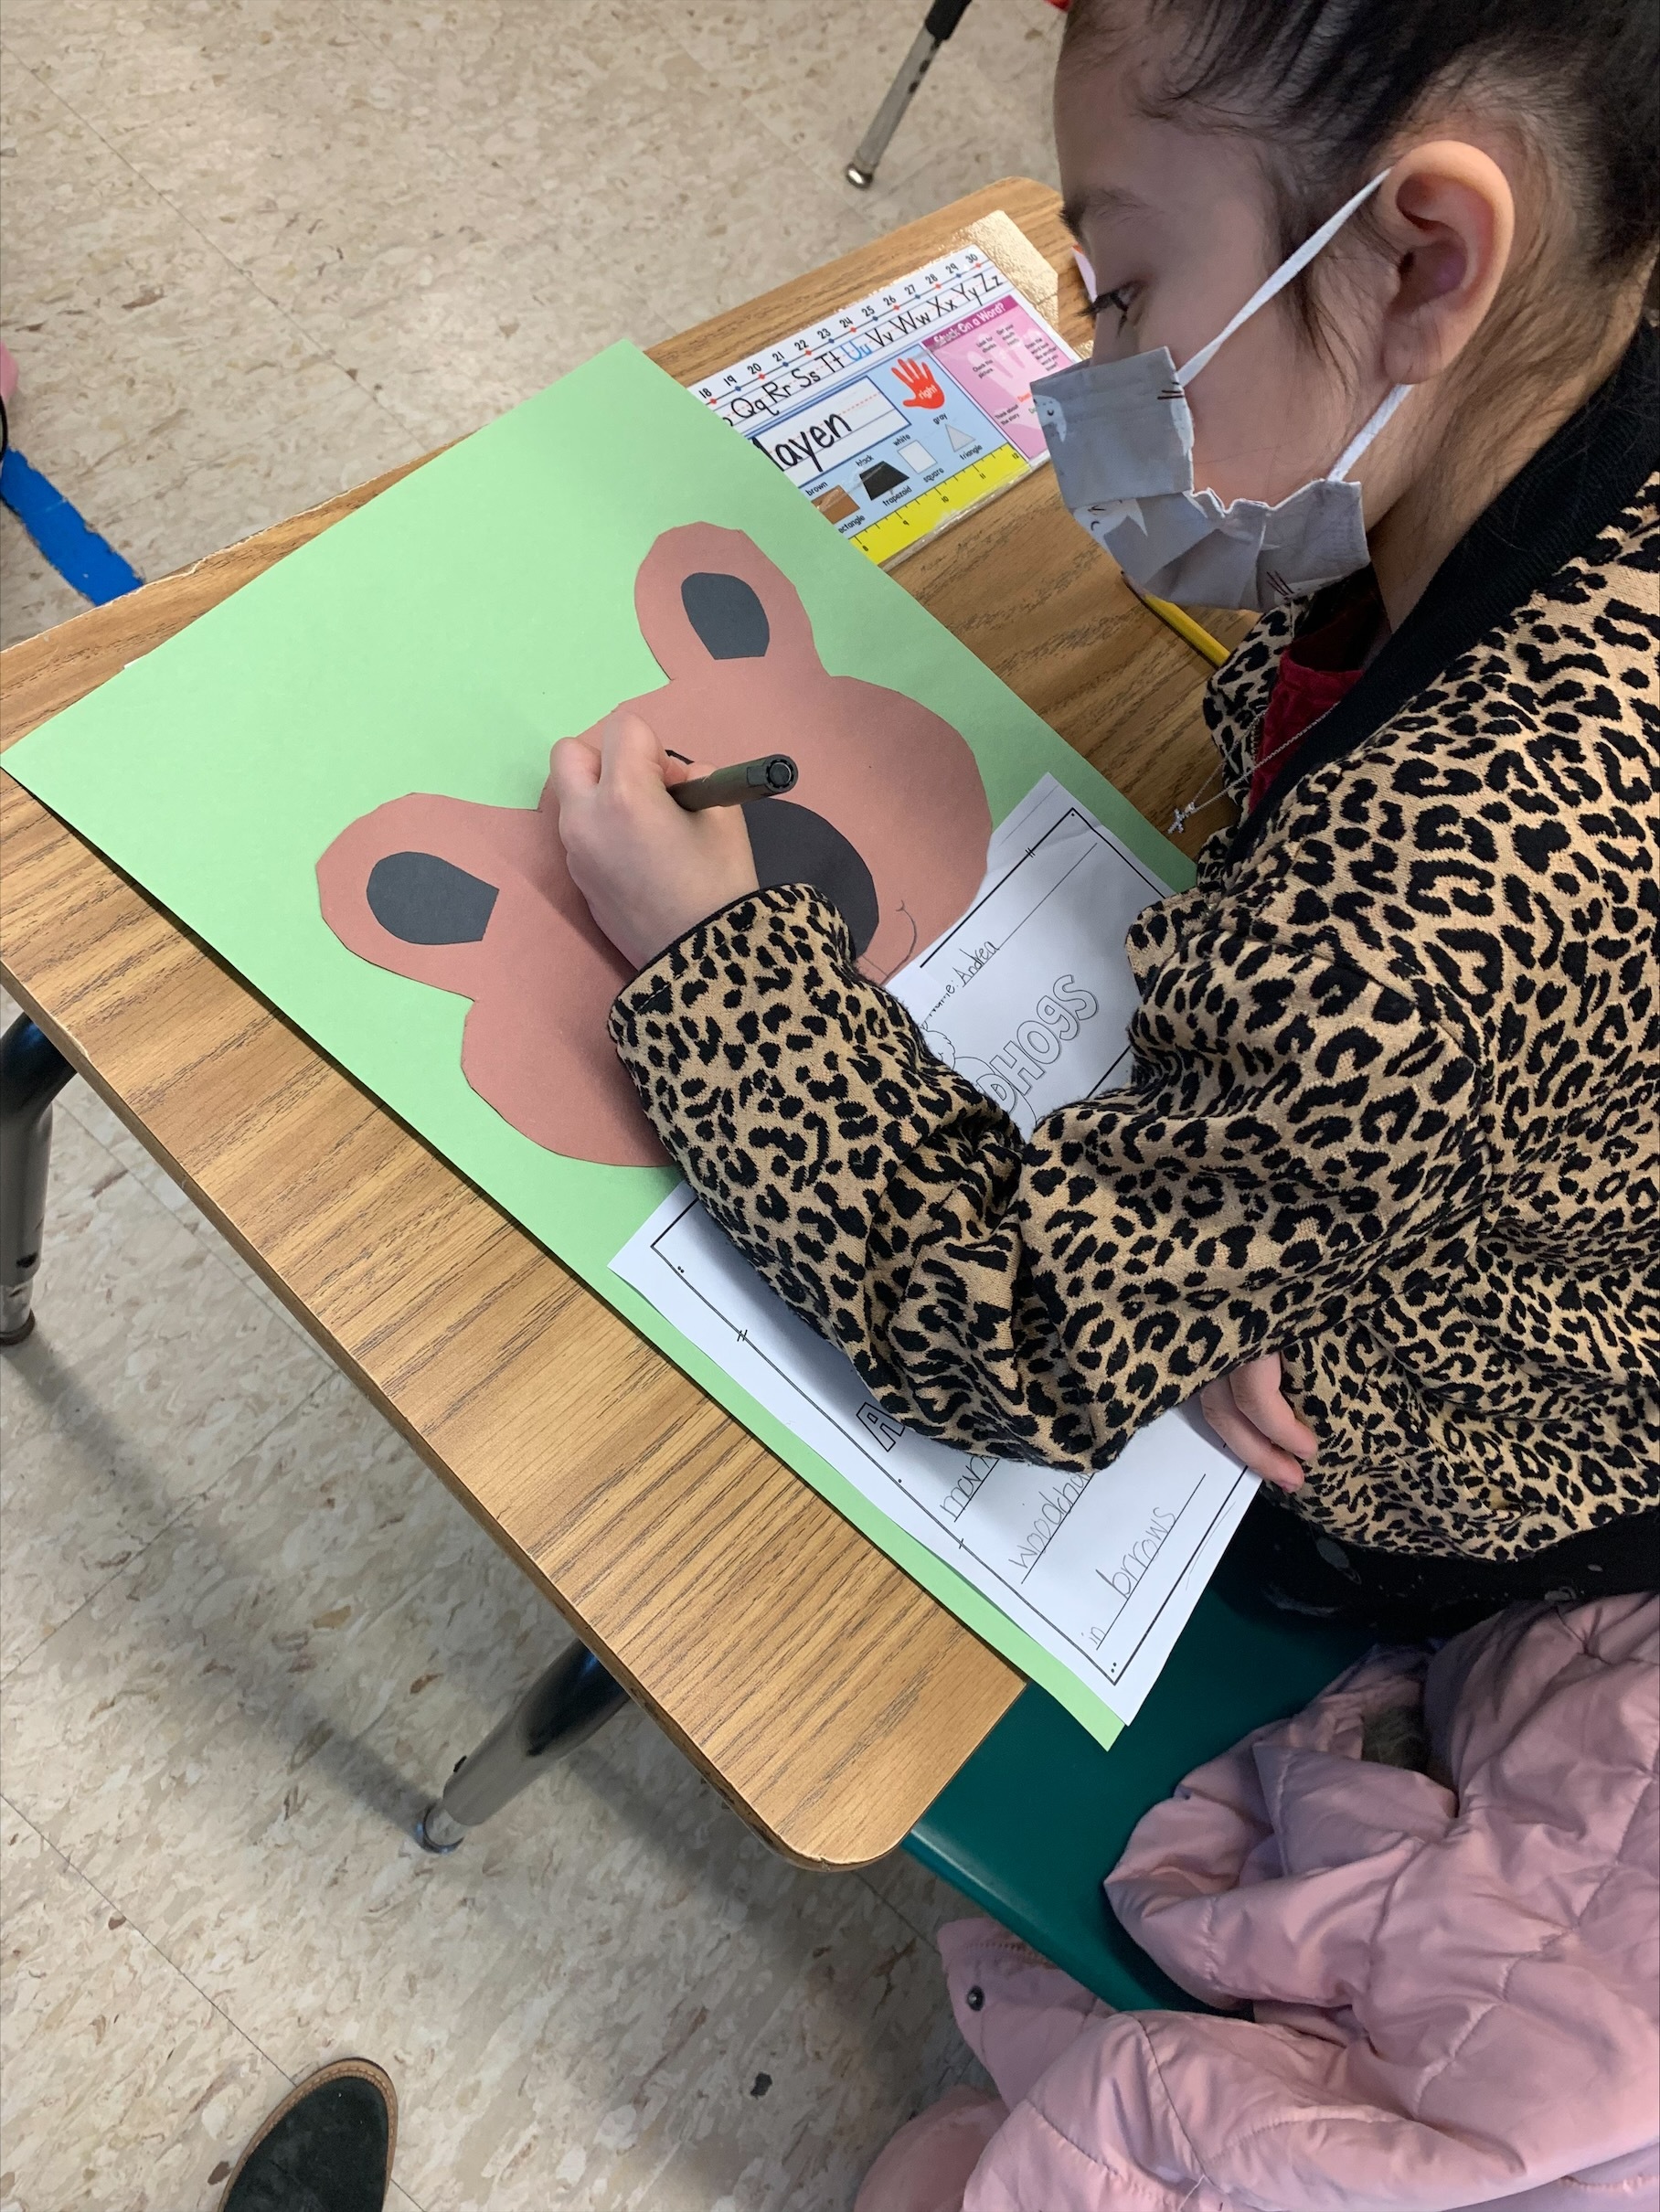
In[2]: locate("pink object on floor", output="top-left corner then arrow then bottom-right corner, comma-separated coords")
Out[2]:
0,338 -> 17,407
853,2087 -> 1007,2212
860,1597 -> 1660,2212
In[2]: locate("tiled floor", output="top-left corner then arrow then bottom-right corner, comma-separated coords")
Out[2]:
1,0 -> 1063,647
0,4 -> 1065,2205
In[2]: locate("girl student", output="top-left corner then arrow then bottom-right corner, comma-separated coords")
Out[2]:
551,0 -> 1659,1631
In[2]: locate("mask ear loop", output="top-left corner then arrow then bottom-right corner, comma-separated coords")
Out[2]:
1329,379 -> 1411,480
1160,172 -> 1402,831
1173,168 -> 1392,390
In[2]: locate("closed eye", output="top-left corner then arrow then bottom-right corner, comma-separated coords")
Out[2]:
1091,283 -> 1137,329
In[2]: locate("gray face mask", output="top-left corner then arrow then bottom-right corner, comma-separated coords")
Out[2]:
1033,171 -> 1410,611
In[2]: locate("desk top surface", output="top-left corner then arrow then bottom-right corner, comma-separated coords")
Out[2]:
0,177 -> 1241,1867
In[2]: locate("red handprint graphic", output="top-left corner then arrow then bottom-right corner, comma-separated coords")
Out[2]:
892,356 -> 946,410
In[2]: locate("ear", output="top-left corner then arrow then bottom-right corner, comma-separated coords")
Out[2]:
316,793 -> 504,994
680,570 -> 771,659
1373,141 -> 1516,386
632,523 -> 818,682
365,850 -> 497,945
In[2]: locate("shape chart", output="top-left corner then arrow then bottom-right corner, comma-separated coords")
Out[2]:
694,247 -> 1079,567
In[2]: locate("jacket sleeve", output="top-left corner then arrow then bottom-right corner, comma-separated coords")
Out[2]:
607,884 -> 1484,1470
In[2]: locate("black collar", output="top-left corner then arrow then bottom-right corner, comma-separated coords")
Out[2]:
1229,320 -> 1660,865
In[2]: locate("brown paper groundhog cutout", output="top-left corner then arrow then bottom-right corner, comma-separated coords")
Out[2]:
315,524 -> 991,1165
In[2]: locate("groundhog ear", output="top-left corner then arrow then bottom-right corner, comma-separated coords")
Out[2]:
365,850 -> 498,945
633,523 -> 816,680
678,571 -> 770,659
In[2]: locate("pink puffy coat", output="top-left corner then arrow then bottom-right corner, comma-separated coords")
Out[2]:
859,1596 -> 1659,2212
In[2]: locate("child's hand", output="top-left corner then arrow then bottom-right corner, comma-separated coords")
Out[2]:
1199,1352 -> 1318,1492
550,711 -> 759,971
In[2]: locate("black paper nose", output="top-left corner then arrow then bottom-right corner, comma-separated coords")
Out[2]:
743,802 -> 878,954
366,851 -> 499,944
680,572 -> 771,659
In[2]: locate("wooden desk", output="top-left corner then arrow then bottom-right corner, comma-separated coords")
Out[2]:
0,178 -> 1240,1868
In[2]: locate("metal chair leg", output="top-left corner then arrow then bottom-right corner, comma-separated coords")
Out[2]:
1,1015 -> 75,1345
415,1641 -> 628,1852
846,0 -> 977,188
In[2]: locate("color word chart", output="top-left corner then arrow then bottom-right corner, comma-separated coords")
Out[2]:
694,247 -> 1079,566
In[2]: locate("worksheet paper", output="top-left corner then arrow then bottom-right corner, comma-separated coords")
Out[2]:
613,778 -> 1257,1728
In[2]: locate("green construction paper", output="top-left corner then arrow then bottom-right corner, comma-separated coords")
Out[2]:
5,341 -> 1193,1753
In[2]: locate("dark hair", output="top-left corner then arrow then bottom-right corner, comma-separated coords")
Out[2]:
1064,0 -> 1660,314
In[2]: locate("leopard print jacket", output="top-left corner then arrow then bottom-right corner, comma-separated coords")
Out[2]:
611,371 -> 1660,1561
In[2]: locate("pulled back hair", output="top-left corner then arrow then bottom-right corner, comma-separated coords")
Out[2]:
1063,0 -> 1660,317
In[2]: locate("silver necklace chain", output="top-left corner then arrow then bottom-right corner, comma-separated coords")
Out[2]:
1168,691 -> 1350,838
1167,712 -> 1263,835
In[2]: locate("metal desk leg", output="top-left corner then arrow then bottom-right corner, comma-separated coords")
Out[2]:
846,0 -> 976,187
415,1642 -> 628,1852
1,1016 -> 75,1346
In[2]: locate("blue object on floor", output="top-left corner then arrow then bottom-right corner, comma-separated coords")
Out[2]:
906,1579 -> 1372,2009
0,445 -> 143,605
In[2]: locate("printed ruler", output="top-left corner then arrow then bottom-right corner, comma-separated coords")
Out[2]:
694,244 -> 1079,566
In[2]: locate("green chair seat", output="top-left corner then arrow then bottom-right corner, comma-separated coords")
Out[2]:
906,1581 -> 1371,2009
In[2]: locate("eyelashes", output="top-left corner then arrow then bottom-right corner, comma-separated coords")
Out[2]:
1091,283 -> 1137,331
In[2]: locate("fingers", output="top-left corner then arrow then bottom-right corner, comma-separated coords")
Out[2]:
548,734 -> 601,807
660,755 -> 715,790
563,717 -> 714,801
1230,1351 -> 1319,1460
1198,1370 -> 1307,1492
598,709 -> 674,802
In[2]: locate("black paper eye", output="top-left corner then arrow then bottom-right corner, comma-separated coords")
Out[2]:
680,572 -> 771,660
367,851 -> 498,945
743,802 -> 878,954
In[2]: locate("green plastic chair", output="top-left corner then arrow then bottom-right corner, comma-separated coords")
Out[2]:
906,1579 -> 1372,2008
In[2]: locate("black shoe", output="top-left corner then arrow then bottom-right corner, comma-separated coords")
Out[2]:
218,2058 -> 397,2212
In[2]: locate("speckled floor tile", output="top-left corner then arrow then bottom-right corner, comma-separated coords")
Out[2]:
0,50 -> 415,593
28,25 -> 654,446
0,513 -> 89,648
1,1370 -> 984,2208
14,12 -> 882,446
0,1109 -> 329,1675
857,1846 -> 984,1951
3,0 -> 622,121
2,0 -> 1059,640
664,0 -> 1062,206
545,48 -> 886,339
0,1799 -> 290,2212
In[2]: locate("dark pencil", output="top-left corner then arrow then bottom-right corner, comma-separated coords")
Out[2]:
670,755 -> 799,811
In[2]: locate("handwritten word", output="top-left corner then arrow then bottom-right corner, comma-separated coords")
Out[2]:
921,941 -> 997,1026
1009,1467 -> 1093,1578
763,411 -> 852,474
1096,1505 -> 1178,1606
941,1454 -> 998,1523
